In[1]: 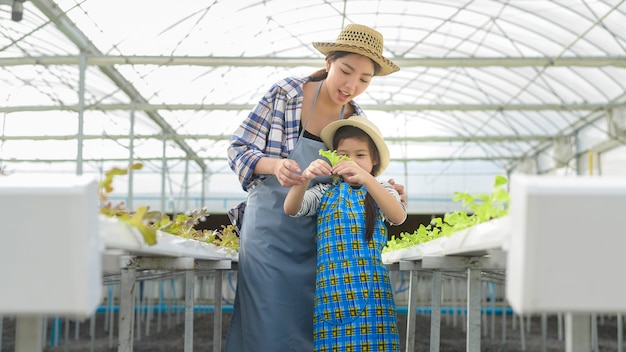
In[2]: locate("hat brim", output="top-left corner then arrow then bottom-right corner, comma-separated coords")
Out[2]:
320,116 -> 390,177
312,42 -> 400,76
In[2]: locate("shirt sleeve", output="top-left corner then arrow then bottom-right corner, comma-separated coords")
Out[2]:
291,183 -> 331,217
227,78 -> 303,191
380,181 -> 407,226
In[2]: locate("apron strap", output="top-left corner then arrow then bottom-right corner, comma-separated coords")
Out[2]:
300,80 -> 346,139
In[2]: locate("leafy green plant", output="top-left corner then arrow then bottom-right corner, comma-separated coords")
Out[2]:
99,163 -> 159,245
98,163 -> 143,204
319,149 -> 352,183
205,224 -> 240,252
153,208 -> 240,252
383,175 -> 509,253
114,205 -> 158,245
99,163 -> 239,252
153,207 -> 211,239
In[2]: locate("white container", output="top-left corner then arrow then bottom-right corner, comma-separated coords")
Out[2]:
506,174 -> 626,314
100,215 -> 239,261
442,215 -> 510,256
0,174 -> 102,318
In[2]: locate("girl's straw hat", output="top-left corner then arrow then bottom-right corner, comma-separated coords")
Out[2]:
313,24 -> 400,76
320,116 -> 390,176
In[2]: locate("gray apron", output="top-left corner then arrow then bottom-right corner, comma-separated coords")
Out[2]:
225,80 -> 343,352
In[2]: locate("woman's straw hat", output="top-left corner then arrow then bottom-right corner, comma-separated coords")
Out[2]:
320,116 -> 390,176
313,24 -> 399,76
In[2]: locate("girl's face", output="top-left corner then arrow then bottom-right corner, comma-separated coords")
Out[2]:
324,53 -> 375,105
336,136 -> 377,174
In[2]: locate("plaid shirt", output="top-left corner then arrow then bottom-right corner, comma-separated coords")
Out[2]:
227,76 -> 365,192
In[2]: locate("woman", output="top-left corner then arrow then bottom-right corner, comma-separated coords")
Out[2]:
226,24 -> 404,351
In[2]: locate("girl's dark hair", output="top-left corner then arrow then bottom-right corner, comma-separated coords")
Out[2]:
332,125 -> 380,241
309,51 -> 382,81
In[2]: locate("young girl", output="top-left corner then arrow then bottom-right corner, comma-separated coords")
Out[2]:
284,115 -> 407,351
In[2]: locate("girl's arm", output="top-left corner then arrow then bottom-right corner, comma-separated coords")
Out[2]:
284,180 -> 311,215
284,158 -> 332,216
362,177 -> 407,225
333,161 -> 406,225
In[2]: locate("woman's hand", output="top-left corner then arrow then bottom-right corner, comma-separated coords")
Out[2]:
274,159 -> 306,187
388,179 -> 407,206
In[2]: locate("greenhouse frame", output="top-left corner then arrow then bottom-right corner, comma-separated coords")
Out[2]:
1,0 -> 625,214
1,1 -> 626,352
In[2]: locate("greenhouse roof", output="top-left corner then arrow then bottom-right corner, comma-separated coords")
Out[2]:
1,0 -> 625,213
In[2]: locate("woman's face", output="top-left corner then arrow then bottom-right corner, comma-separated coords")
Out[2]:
324,53 -> 375,105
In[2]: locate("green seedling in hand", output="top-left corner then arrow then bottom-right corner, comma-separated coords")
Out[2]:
319,149 -> 352,183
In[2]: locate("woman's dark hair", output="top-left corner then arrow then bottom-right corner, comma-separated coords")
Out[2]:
332,125 -> 380,242
309,51 -> 382,81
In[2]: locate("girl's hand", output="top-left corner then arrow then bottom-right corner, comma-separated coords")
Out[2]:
332,160 -> 369,185
302,159 -> 332,180
275,159 -> 305,187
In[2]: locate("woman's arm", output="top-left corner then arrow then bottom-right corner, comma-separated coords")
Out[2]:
387,179 -> 407,207
362,177 -> 407,225
227,78 -> 304,190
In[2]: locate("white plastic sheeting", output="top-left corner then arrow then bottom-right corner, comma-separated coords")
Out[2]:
1,0 -> 625,214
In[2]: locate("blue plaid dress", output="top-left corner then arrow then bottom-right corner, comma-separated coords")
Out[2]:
313,181 -> 400,352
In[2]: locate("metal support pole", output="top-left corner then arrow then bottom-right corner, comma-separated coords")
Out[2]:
430,270 -> 442,352
184,270 -> 195,352
214,270 -> 224,352
15,316 -> 43,352
565,313 -> 591,352
405,269 -> 419,352
118,268 -> 136,352
466,268 -> 481,352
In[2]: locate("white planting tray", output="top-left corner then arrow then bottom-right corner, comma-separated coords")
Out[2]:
506,175 -> 626,313
100,215 -> 238,261
382,216 -> 510,264
0,174 -> 102,317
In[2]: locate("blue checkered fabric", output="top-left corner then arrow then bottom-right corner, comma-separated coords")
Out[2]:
314,182 -> 400,352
